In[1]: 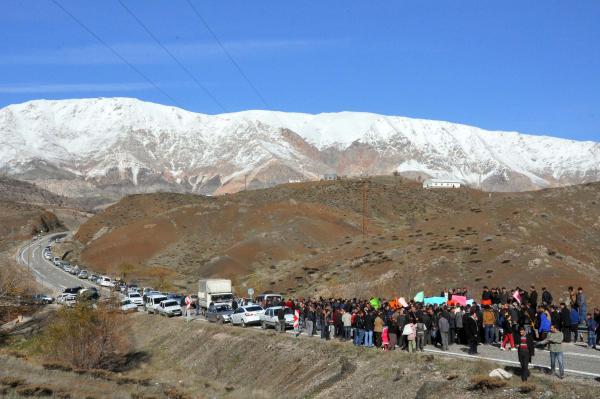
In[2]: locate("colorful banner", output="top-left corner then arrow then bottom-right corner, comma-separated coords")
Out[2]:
414,291 -> 424,303
370,297 -> 381,309
513,291 -> 521,304
398,297 -> 408,308
450,295 -> 467,306
424,296 -> 447,305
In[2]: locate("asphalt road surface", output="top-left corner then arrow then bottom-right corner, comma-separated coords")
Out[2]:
15,235 -> 600,379
16,232 -> 98,294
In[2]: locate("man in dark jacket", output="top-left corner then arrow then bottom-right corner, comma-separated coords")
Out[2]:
529,286 -> 538,309
277,307 -> 285,333
465,310 -> 479,354
541,287 -> 553,306
559,303 -> 571,342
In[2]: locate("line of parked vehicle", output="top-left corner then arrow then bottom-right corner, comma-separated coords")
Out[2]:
42,245 -> 296,329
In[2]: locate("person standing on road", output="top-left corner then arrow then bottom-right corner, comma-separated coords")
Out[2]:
305,305 -> 315,337
576,287 -> 586,325
538,324 -> 565,379
465,310 -> 479,355
364,309 -> 375,347
482,305 -> 496,345
277,306 -> 285,333
517,327 -> 535,382
586,313 -> 597,349
559,303 -> 571,342
438,313 -> 450,351
341,309 -> 352,341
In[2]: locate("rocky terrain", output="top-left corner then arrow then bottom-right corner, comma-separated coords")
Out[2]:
2,98 -> 599,203
67,177 -> 600,305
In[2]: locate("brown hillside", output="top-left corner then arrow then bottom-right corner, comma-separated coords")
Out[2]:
73,178 -> 600,304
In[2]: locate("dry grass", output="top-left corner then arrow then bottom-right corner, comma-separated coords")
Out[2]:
469,375 -> 507,391
0,376 -> 26,388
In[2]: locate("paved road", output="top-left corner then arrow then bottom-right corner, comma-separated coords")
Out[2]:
16,232 -> 98,295
15,236 -> 600,379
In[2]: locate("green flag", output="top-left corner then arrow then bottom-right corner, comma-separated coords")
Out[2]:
414,291 -> 424,303
369,297 -> 381,309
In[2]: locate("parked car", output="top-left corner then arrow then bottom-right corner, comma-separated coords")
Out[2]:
63,286 -> 83,295
120,299 -> 138,313
78,270 -> 88,279
156,299 -> 182,317
145,294 -> 168,314
30,294 -> 55,304
127,292 -> 143,306
89,274 -> 99,284
63,264 -> 72,273
53,257 -> 61,263
230,305 -> 264,327
70,266 -> 80,276
260,306 -> 294,330
57,293 -> 77,306
205,304 -> 233,324
255,293 -> 283,306
79,287 -> 99,301
99,276 -> 115,288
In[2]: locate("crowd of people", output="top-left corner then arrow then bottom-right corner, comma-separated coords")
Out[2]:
257,285 -> 598,382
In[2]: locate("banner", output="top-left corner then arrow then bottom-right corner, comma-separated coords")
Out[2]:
450,295 -> 467,306
466,299 -> 474,306
370,297 -> 381,310
424,296 -> 446,306
398,297 -> 408,308
513,291 -> 521,304
414,291 -> 424,303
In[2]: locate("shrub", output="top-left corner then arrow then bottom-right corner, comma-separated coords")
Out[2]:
16,384 -> 54,396
470,375 -> 507,391
42,362 -> 73,372
39,302 -> 132,370
0,376 -> 26,387
519,383 -> 536,394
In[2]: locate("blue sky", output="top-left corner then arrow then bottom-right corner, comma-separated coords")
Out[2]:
1,1 -> 599,141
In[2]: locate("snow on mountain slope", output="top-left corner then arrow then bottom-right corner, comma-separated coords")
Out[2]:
0,97 -> 599,200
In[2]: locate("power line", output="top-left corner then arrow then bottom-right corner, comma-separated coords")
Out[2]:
49,0 -> 181,107
116,0 -> 227,112
184,0 -> 272,110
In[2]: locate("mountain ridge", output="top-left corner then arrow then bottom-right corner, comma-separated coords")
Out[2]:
1,97 -> 599,200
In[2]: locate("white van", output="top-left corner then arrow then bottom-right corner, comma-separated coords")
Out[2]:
145,294 -> 168,314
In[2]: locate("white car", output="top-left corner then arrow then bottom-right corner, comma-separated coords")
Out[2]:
126,292 -> 143,306
231,305 -> 264,327
57,293 -> 77,306
259,306 -> 294,330
156,299 -> 182,317
145,294 -> 167,314
120,299 -> 138,313
99,276 -> 115,288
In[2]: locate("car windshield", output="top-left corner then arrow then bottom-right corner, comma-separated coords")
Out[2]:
246,306 -> 262,312
121,300 -> 131,305
153,297 -> 166,304
284,308 -> 293,315
163,301 -> 178,307
211,294 -> 233,302
215,305 -> 231,312
130,293 -> 141,298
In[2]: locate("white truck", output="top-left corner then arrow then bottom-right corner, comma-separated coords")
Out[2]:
198,279 -> 233,313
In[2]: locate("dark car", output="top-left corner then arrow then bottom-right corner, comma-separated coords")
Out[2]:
205,304 -> 233,324
63,286 -> 83,295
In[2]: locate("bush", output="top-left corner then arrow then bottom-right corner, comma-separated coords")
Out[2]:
0,376 -> 26,387
42,362 -> 73,372
519,383 -> 536,394
470,375 -> 507,391
16,384 -> 54,396
40,302 -> 132,370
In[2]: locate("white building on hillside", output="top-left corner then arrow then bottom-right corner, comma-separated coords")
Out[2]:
422,179 -> 462,189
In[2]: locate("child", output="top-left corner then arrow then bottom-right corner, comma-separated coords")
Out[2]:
501,312 -> 515,350
587,313 -> 598,349
382,326 -> 390,351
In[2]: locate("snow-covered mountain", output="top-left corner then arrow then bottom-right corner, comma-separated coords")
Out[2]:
1,97 -> 599,201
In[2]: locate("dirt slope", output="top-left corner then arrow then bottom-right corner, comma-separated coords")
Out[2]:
73,177 -> 600,304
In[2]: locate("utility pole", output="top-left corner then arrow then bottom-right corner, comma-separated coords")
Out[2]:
362,180 -> 369,240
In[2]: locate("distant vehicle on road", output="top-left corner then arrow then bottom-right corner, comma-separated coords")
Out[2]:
30,294 -> 54,305
255,293 -> 283,306
99,276 -> 115,288
205,303 -> 233,324
156,299 -> 182,317
126,292 -> 143,306
78,288 -> 99,301
120,299 -> 138,313
63,286 -> 83,295
198,279 -> 233,313
230,305 -> 263,327
57,293 -> 77,306
145,294 -> 167,314
260,306 -> 293,330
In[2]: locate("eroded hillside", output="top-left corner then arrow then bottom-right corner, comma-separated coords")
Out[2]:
72,177 -> 600,304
